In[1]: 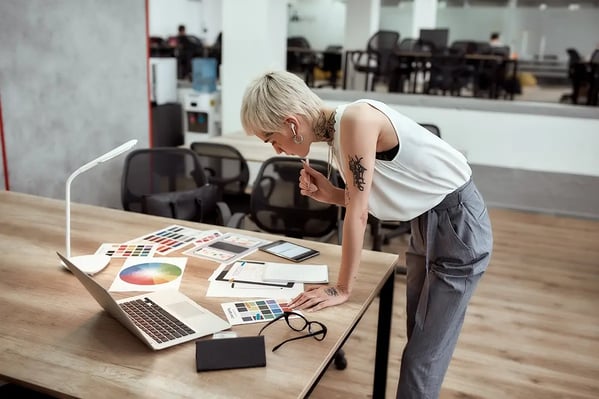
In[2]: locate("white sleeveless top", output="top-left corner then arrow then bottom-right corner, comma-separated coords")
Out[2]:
332,99 -> 471,221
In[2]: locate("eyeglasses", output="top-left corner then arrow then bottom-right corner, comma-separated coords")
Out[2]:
257,311 -> 327,352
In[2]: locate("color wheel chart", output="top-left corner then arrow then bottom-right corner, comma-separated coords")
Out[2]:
109,257 -> 187,292
221,299 -> 292,325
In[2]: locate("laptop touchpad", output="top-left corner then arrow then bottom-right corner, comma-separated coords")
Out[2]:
169,301 -> 205,318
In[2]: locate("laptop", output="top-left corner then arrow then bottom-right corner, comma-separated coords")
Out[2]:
57,252 -> 231,350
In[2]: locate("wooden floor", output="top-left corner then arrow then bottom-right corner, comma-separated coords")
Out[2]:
311,208 -> 599,398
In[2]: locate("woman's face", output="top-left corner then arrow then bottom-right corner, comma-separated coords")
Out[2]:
255,126 -> 309,157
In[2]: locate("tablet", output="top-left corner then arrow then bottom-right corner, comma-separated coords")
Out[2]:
259,240 -> 320,262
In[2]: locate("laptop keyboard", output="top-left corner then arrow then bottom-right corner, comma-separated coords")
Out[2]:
120,298 -> 196,343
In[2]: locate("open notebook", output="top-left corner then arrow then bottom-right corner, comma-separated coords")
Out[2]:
58,252 -> 230,350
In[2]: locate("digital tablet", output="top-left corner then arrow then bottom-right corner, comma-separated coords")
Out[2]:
259,240 -> 320,262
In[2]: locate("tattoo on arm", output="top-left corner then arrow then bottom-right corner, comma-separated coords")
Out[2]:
348,155 -> 367,191
324,287 -> 339,296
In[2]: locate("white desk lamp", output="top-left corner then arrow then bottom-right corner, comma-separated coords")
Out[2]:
64,139 -> 138,274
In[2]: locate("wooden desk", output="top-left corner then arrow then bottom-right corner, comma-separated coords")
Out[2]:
206,132 -> 331,163
0,191 -> 398,398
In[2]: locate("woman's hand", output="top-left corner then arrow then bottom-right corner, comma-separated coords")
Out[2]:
299,160 -> 333,203
287,285 -> 350,312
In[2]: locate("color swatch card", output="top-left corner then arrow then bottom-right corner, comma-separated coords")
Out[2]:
190,230 -> 224,246
221,299 -> 292,325
183,233 -> 270,263
127,225 -> 204,255
109,257 -> 187,292
211,261 -> 293,288
95,243 -> 158,258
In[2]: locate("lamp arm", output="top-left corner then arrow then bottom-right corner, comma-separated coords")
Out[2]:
65,139 -> 137,258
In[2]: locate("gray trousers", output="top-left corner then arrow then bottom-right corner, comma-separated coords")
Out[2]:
396,179 -> 493,399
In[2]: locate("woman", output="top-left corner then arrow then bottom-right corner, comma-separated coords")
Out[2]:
240,70 -> 493,398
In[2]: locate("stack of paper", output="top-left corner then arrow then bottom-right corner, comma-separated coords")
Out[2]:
262,263 -> 329,283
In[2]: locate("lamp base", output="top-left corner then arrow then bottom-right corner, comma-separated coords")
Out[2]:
62,254 -> 111,275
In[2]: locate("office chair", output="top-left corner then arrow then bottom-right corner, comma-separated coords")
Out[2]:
425,49 -> 473,96
242,156 -> 346,369
287,36 -> 319,87
248,157 -> 342,244
565,48 -> 587,104
370,124 -> 442,255
121,147 -> 233,226
587,49 -> 599,106
350,30 -> 400,91
190,142 -> 251,215
316,45 -> 343,89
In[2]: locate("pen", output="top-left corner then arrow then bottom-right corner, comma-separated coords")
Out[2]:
230,261 -> 246,288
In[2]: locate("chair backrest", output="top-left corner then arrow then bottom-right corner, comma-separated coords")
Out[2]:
419,123 -> 441,138
190,142 -> 250,198
566,48 -> 582,65
398,38 -> 417,51
413,39 -> 436,53
287,36 -> 315,72
450,40 -> 478,55
250,157 -> 340,239
321,45 -> 343,73
367,30 -> 400,75
121,147 -> 208,213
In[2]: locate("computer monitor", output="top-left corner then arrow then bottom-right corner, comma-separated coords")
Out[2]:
419,28 -> 449,50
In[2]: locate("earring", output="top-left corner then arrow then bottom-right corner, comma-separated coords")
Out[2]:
291,124 -> 304,144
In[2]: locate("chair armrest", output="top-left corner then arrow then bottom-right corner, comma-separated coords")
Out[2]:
226,212 -> 247,229
216,201 -> 232,226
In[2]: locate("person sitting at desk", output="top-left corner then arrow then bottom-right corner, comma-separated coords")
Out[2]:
489,32 -> 503,47
240,70 -> 493,399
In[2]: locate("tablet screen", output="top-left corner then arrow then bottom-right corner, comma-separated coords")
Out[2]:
260,240 -> 319,262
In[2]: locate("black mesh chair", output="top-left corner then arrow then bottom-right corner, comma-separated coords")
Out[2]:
190,142 -> 251,214
425,49 -> 474,96
316,45 -> 343,89
121,147 -> 232,226
287,36 -> 319,87
246,156 -> 346,369
350,30 -> 400,91
250,157 -> 342,244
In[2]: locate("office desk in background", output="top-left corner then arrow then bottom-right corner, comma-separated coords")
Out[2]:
343,49 -> 519,100
0,191 -> 398,399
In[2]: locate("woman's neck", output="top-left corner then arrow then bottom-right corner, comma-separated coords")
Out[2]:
313,108 -> 336,143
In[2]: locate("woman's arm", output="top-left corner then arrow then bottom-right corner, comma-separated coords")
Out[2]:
289,104 -> 381,311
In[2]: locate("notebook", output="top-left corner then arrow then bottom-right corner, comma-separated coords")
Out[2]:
57,252 -> 231,350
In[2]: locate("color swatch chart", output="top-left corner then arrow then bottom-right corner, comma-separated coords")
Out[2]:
221,299 -> 292,325
183,232 -> 269,263
95,243 -> 158,258
109,257 -> 187,292
128,225 -> 203,255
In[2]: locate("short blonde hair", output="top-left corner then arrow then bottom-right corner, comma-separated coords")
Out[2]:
240,70 -> 324,135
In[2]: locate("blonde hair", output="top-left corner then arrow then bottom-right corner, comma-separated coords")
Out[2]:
240,70 -> 324,135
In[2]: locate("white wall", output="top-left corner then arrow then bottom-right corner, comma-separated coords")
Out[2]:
221,0 -> 287,135
0,0 -> 149,208
287,0 -> 346,50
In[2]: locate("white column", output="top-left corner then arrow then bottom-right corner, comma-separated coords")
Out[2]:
411,0 -> 438,38
220,0 -> 286,135
343,0 -> 381,90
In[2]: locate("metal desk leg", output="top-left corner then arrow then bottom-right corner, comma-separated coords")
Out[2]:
373,269 -> 394,398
